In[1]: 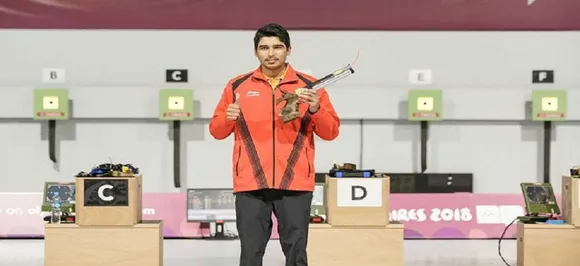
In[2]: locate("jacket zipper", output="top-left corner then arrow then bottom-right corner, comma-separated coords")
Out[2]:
306,148 -> 311,177
235,145 -> 241,176
271,88 -> 276,188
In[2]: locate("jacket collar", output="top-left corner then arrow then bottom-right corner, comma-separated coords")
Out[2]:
251,63 -> 299,85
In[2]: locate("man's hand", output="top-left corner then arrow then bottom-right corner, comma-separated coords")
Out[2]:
299,89 -> 320,113
226,93 -> 241,121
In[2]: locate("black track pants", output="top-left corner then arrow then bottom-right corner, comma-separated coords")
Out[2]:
235,189 -> 313,266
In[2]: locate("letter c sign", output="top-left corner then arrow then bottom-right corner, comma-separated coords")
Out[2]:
98,184 -> 114,201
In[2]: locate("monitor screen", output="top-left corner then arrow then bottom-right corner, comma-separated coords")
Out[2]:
186,189 -> 236,222
520,182 -> 560,214
311,183 -> 325,217
44,182 -> 76,204
312,183 -> 324,206
525,185 -> 556,205
42,182 -> 76,211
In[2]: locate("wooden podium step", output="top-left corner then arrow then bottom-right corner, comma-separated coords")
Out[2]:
307,223 -> 404,266
44,220 -> 163,266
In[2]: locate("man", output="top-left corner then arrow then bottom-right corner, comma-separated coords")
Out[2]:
209,23 -> 340,266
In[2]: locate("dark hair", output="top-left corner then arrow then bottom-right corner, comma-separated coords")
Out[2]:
253,23 -> 291,50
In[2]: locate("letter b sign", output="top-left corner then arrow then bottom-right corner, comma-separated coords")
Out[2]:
337,179 -> 383,207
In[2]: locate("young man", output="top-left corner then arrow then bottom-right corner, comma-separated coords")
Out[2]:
209,23 -> 340,266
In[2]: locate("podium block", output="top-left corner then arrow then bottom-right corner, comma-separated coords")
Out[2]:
307,223 -> 404,266
45,220 -> 163,266
325,175 -> 390,226
75,175 -> 143,226
517,223 -> 580,266
562,176 -> 580,226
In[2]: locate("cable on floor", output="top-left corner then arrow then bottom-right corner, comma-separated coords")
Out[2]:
498,218 -> 518,266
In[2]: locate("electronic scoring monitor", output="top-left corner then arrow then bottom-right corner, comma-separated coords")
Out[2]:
186,188 -> 236,222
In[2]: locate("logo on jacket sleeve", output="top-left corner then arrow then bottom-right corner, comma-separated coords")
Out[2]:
245,91 -> 260,97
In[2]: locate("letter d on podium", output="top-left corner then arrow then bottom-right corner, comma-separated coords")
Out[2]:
326,175 -> 390,226
351,186 -> 367,201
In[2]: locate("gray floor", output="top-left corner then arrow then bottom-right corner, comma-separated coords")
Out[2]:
1,239 -> 516,266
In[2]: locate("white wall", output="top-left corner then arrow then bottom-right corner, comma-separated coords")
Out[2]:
1,30 -> 579,193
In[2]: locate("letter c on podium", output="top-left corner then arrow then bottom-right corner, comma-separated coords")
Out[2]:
98,184 -> 114,201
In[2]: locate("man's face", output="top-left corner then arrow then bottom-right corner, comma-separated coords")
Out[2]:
255,36 -> 291,71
